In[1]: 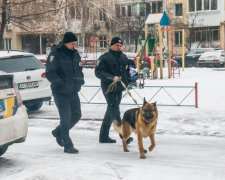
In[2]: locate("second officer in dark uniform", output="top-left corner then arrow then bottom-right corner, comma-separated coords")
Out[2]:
46,32 -> 84,154
95,37 -> 134,144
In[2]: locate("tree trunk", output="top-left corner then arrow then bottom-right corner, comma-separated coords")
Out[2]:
0,0 -> 7,49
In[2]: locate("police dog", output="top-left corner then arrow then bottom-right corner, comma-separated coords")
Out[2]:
113,98 -> 158,159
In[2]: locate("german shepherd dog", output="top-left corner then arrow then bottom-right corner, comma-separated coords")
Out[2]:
113,98 -> 158,159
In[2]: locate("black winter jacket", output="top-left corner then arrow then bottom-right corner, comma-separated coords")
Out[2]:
46,43 -> 84,94
95,49 -> 133,93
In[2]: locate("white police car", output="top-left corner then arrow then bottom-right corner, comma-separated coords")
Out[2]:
0,74 -> 28,156
0,50 -> 52,110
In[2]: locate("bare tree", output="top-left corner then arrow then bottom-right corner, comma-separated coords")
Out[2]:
0,0 -> 81,49
113,3 -> 146,52
166,4 -> 206,51
0,0 -> 7,49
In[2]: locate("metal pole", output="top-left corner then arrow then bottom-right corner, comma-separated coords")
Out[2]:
167,28 -> 171,78
40,34 -> 42,55
145,24 -> 149,57
150,57 -> 154,80
159,25 -> 163,79
182,29 -> 185,71
195,82 -> 198,108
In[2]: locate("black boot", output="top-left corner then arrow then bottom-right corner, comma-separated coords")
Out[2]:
52,130 -> 63,147
64,147 -> 79,154
99,137 -> 116,143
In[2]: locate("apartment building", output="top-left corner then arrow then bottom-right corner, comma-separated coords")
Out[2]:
1,0 -> 114,54
113,0 -> 164,51
187,0 -> 224,49
1,0 -> 61,54
220,1 -> 225,50
2,0 -> 224,54
165,0 -> 188,54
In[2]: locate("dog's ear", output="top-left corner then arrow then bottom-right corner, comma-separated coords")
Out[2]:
143,97 -> 148,106
152,101 -> 157,107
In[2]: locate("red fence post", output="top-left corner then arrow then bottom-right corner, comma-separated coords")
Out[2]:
195,82 -> 198,108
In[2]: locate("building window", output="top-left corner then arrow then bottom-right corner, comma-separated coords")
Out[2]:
189,0 -> 217,12
70,6 -> 75,19
196,0 -> 202,11
212,29 -> 218,40
99,35 -> 107,48
152,2 -> 157,13
175,4 -> 183,16
83,6 -> 89,20
196,31 -> 201,41
121,6 -> 126,17
99,9 -> 106,21
207,30 -> 212,41
174,31 -> 182,46
76,7 -> 81,19
211,0 -> 217,10
204,0 -> 210,10
132,4 -> 138,16
128,5 -> 132,17
202,31 -> 207,41
4,38 -> 11,50
115,5 -> 120,17
189,0 -> 195,12
192,28 -> 219,42
191,31 -> 196,42
146,3 -> 150,15
139,3 -> 145,16
152,1 -> 163,13
157,1 -> 163,13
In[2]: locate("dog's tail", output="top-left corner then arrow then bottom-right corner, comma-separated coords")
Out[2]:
112,120 -> 122,134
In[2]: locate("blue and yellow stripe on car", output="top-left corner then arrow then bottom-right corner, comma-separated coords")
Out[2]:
0,97 -> 18,119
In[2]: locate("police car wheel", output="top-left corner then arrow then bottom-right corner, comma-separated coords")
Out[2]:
25,101 -> 43,111
0,145 -> 8,156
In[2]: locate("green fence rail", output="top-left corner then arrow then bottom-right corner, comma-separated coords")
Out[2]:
78,83 -> 198,108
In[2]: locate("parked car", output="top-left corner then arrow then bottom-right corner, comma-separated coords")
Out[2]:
126,52 -> 138,61
0,50 -> 52,110
34,54 -> 47,66
175,48 -> 221,67
0,74 -> 28,156
197,50 -> 225,68
81,52 -> 102,68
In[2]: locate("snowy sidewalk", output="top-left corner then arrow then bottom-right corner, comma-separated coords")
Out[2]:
1,119 -> 225,180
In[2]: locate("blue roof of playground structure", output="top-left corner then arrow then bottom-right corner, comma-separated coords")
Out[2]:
145,11 -> 170,26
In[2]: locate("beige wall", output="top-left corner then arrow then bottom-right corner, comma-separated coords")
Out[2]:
3,26 -> 19,50
221,23 -> 225,50
166,0 -> 188,55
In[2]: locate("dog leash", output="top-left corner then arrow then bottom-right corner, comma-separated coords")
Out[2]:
106,77 -> 140,108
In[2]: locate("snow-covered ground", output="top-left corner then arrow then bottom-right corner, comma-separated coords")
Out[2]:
0,68 -> 225,180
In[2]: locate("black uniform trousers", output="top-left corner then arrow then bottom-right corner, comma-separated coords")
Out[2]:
100,91 -> 122,141
53,91 -> 81,148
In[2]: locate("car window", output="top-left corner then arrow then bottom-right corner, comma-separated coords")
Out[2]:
0,56 -> 44,73
187,50 -> 198,55
197,50 -> 207,54
221,51 -> 225,57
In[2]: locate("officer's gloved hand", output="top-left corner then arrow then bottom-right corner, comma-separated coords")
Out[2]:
113,76 -> 120,82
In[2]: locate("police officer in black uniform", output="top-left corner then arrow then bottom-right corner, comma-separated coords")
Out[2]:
46,32 -> 84,154
95,37 -> 134,144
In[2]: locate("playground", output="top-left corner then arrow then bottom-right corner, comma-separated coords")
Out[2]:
82,11 -> 184,88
